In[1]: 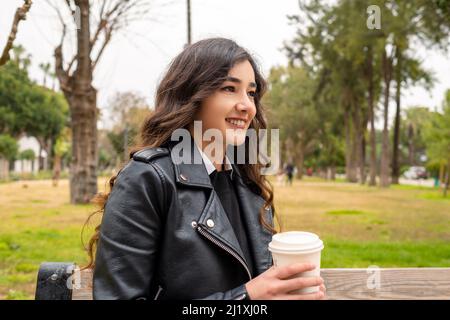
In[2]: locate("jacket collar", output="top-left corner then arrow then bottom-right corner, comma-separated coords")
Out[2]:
166,135 -> 273,276
167,135 -> 244,188
194,141 -> 234,178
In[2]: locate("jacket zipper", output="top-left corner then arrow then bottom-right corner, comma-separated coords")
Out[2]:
197,225 -> 252,281
154,285 -> 163,300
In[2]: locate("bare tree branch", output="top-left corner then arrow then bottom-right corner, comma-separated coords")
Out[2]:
92,28 -> 113,70
90,0 -> 152,71
55,23 -> 70,92
45,0 -> 78,77
0,0 -> 33,66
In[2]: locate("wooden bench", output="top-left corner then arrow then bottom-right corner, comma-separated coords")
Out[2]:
35,262 -> 450,300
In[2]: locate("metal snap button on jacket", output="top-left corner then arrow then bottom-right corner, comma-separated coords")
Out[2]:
206,219 -> 215,228
191,221 -> 197,228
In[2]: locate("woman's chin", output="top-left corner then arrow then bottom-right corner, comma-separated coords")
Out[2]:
226,131 -> 247,146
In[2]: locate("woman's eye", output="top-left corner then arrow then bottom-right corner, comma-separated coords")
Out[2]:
222,86 -> 235,92
248,91 -> 256,98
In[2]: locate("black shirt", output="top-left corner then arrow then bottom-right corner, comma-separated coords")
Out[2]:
209,169 -> 255,277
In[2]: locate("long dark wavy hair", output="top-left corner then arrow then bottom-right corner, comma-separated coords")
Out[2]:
83,37 -> 280,269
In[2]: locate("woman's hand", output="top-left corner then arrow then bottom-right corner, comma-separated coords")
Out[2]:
245,263 -> 326,300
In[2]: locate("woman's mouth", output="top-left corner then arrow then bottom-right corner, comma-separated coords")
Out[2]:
225,118 -> 246,129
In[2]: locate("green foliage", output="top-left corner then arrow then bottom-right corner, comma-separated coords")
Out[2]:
18,149 -> 35,161
0,134 -> 18,160
278,0 -> 450,180
0,61 -> 33,135
0,50 -> 69,146
423,91 -> 450,165
98,148 -> 113,170
107,126 -> 138,160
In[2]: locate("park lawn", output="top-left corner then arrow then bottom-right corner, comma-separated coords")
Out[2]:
1,177 -> 449,300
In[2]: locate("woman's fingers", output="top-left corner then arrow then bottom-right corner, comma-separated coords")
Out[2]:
272,263 -> 316,280
318,284 -> 327,300
278,276 -> 323,293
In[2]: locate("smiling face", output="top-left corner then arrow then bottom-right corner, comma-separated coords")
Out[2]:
190,59 -> 258,152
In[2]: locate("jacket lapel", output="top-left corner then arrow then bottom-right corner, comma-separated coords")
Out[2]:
168,137 -> 249,269
232,165 -> 274,276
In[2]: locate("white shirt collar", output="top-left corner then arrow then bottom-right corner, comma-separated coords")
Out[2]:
194,142 -> 233,176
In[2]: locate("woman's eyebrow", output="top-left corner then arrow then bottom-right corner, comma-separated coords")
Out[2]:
225,76 -> 257,88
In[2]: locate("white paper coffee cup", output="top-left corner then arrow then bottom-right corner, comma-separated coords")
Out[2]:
268,231 -> 324,294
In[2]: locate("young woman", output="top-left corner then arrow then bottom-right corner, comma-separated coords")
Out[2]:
86,38 -> 326,300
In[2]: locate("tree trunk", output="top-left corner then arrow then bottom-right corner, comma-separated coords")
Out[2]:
45,137 -> 52,171
55,1 -> 98,204
391,50 -> 402,184
38,142 -> 44,171
0,158 -> 9,180
361,134 -> 367,184
380,49 -> 392,188
330,165 -> 336,180
345,106 -> 357,182
52,154 -> 61,187
352,99 -> 364,184
68,93 -> 98,203
444,157 -> 449,198
407,123 -> 414,165
295,145 -> 304,180
439,161 -> 445,185
367,46 -> 377,187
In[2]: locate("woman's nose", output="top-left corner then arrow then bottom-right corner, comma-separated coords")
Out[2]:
236,93 -> 253,111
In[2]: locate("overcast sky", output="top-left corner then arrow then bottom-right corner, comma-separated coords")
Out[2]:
1,0 -> 449,129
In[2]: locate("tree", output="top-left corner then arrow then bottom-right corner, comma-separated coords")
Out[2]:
0,0 -> 33,66
0,50 -> 69,171
380,44 -> 394,188
53,127 -> 71,187
47,0 -> 153,203
105,93 -> 151,167
284,0 -> 450,188
106,91 -> 150,162
39,62 -> 52,87
401,107 -> 433,166
265,65 -> 320,179
18,148 -> 36,172
423,90 -> 450,197
285,0 -> 377,183
388,0 -> 449,185
0,134 -> 18,179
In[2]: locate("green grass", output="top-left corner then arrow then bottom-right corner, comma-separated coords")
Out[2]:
421,192 -> 450,201
325,209 -> 366,215
321,239 -> 450,268
0,177 -> 449,299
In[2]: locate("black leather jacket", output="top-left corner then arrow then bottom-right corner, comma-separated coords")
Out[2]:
93,138 -> 274,300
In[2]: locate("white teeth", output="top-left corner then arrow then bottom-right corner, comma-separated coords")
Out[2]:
226,119 -> 245,127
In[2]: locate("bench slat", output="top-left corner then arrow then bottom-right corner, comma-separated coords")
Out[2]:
72,268 -> 93,300
71,267 -> 450,300
321,268 -> 450,300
